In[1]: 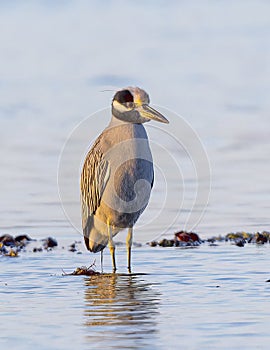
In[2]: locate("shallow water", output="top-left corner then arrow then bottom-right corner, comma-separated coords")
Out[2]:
1,1 -> 270,349
1,241 -> 270,350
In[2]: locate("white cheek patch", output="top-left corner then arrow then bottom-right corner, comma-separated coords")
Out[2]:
112,100 -> 129,114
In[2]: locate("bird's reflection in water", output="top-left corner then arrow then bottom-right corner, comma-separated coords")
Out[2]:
84,273 -> 160,348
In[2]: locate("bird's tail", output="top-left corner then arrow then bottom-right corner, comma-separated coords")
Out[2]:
83,228 -> 108,253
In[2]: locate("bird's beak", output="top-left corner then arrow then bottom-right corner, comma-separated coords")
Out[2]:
138,104 -> 169,124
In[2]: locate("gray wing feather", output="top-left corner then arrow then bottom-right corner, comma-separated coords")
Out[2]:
80,137 -> 110,230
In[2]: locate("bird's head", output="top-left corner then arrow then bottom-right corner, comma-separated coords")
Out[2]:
112,87 -> 169,124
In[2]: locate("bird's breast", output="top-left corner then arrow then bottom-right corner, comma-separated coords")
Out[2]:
100,123 -> 154,224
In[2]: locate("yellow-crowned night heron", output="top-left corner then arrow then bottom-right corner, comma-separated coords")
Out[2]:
80,87 -> 169,272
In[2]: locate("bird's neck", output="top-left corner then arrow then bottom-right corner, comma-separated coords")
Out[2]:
109,114 -> 127,127
106,115 -> 148,141
109,114 -> 143,127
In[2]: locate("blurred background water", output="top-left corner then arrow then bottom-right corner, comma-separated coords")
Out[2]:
0,1 -> 270,349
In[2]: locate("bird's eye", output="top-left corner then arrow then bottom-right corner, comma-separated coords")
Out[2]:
125,101 -> 134,109
114,90 -> 134,104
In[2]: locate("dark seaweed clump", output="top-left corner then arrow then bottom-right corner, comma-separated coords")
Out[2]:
62,266 -> 100,276
0,234 -> 58,257
0,234 -> 33,257
62,261 -> 100,276
223,231 -> 270,247
1,230 -> 270,258
148,231 -> 202,248
148,230 -> 270,248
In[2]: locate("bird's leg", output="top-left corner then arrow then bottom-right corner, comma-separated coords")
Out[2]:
126,227 -> 133,273
107,222 -> 116,273
100,250 -> 103,273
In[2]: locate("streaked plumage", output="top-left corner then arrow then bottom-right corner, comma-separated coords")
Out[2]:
80,87 -> 169,272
